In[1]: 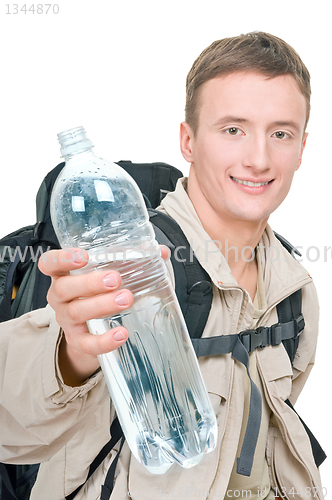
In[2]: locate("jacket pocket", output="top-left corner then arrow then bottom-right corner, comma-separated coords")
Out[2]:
259,344 -> 293,401
267,426 -> 323,500
204,374 -> 227,416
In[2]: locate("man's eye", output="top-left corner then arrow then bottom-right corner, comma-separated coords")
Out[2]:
227,127 -> 241,135
274,131 -> 289,139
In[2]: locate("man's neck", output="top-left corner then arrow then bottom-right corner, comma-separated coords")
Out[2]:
205,213 -> 264,300
186,177 -> 268,299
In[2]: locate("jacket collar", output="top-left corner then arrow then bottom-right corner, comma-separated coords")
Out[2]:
160,178 -> 312,309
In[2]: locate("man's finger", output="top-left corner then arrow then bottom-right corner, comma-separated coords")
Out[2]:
76,327 -> 129,356
49,270 -> 122,303
38,248 -> 89,276
62,289 -> 133,326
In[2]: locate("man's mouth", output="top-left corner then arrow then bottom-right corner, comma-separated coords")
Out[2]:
231,176 -> 273,187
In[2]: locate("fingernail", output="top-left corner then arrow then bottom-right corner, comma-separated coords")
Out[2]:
74,250 -> 81,263
115,292 -> 130,306
103,273 -> 118,288
113,330 -> 126,342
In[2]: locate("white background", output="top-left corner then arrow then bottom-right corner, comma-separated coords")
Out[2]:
1,0 -> 330,491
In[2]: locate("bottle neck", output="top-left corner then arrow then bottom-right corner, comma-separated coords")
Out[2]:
58,126 -> 94,159
63,147 -> 96,162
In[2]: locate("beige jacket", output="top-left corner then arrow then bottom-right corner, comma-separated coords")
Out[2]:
0,179 -> 323,499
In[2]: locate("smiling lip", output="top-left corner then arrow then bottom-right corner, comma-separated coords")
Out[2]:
231,176 -> 273,187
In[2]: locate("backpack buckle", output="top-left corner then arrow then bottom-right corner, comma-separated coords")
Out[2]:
239,327 -> 266,353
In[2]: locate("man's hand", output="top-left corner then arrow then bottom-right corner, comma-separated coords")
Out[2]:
38,246 -> 170,386
39,248 -> 134,386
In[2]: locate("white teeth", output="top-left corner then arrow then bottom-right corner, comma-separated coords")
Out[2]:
232,177 -> 270,187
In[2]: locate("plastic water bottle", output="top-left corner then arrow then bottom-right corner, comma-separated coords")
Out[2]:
50,126 -> 218,474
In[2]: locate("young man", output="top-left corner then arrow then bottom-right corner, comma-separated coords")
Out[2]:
0,32 -> 324,499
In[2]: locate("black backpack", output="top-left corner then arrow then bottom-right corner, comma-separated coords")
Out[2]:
0,161 -> 326,500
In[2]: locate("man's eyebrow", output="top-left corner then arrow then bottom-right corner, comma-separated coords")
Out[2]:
212,116 -> 249,127
270,120 -> 301,132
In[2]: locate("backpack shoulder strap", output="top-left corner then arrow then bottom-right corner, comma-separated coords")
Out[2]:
277,289 -> 303,364
274,231 -> 302,257
148,209 -> 213,339
273,231 -> 304,363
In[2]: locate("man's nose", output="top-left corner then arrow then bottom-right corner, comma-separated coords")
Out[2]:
243,134 -> 270,172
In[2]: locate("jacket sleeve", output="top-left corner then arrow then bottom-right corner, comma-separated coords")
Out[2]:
0,305 -> 108,464
289,280 -> 320,405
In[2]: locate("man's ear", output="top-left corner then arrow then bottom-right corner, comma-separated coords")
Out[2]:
296,132 -> 309,170
180,122 -> 195,163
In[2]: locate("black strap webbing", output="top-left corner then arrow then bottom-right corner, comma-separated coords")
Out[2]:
191,315 -> 304,358
0,463 -> 18,500
100,436 -> 125,500
0,463 -> 39,500
232,337 -> 262,476
278,289 -> 302,363
285,399 -> 327,468
65,417 -> 123,500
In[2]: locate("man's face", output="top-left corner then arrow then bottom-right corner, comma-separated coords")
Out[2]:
181,72 -> 308,226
